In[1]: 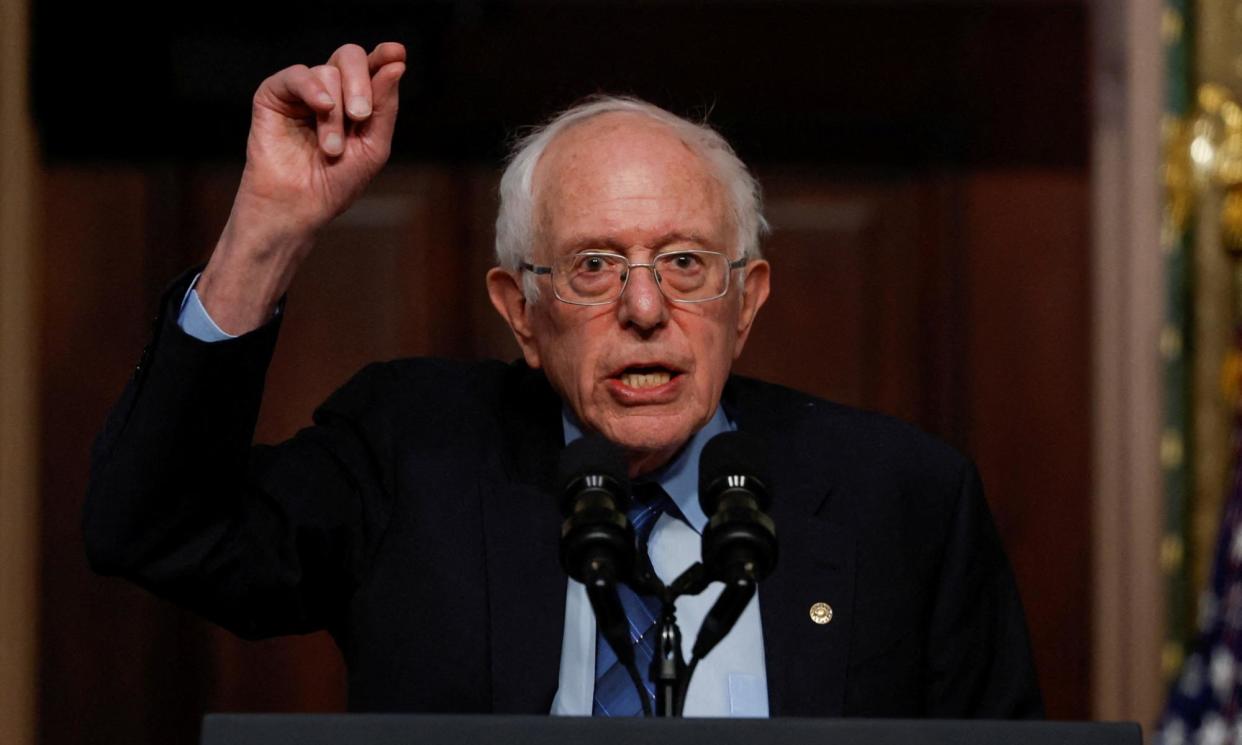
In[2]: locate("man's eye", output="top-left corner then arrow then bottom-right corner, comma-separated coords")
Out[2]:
574,254 -> 620,274
667,253 -> 703,270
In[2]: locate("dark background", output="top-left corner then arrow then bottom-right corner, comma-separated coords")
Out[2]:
33,0 -> 1085,167
32,2 -> 1091,743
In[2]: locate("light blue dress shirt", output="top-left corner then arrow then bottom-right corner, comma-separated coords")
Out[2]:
179,280 -> 238,342
177,284 -> 769,717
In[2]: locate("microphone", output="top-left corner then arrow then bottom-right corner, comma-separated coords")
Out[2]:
556,433 -> 635,586
556,434 -> 648,712
691,431 -> 778,661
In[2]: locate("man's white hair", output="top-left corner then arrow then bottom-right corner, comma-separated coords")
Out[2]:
494,95 -> 769,300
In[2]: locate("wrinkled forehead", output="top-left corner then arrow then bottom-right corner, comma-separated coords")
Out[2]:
530,113 -> 735,253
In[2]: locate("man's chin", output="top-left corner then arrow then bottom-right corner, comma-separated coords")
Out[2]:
595,419 -> 695,473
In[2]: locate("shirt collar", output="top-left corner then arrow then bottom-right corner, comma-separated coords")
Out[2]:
560,405 -> 735,534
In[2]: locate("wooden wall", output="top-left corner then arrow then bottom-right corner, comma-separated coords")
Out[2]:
37,159 -> 1090,744
0,0 -> 39,743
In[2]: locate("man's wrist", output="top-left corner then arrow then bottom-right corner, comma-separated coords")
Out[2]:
196,217 -> 310,335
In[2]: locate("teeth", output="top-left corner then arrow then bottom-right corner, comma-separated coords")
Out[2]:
621,371 -> 671,389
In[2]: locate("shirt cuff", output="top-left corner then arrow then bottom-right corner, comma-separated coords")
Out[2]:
177,273 -> 237,342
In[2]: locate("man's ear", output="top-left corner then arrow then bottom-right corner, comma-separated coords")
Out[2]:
732,259 -> 771,359
486,267 -> 543,368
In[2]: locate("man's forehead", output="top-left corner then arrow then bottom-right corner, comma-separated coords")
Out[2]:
531,113 -> 734,250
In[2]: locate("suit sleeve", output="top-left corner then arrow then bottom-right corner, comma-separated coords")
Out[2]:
83,270 -> 393,640
924,462 -> 1045,718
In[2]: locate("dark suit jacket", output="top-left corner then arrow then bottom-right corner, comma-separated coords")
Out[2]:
84,273 -> 1043,718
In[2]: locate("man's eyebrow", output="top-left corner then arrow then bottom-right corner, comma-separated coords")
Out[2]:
560,236 -> 628,254
651,231 -> 713,249
558,232 -> 714,254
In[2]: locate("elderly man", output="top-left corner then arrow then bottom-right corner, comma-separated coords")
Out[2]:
84,42 -> 1042,718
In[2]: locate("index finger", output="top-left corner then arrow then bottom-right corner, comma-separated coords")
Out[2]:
255,64 -> 335,117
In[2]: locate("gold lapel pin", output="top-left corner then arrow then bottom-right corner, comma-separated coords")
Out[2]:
809,602 -> 833,625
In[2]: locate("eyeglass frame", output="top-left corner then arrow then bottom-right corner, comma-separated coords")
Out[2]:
518,250 -> 750,306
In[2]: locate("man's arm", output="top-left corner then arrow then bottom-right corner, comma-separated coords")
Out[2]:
83,43 -> 407,637
85,292 -> 401,638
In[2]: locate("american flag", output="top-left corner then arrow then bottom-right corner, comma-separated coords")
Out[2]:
1158,396 -> 1242,745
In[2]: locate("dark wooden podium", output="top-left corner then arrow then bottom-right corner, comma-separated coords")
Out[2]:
202,714 -> 1141,745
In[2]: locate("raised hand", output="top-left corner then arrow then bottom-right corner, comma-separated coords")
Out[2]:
198,42 -> 406,335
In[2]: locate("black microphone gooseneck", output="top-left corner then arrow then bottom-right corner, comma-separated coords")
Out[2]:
678,431 -> 778,713
554,434 -> 651,716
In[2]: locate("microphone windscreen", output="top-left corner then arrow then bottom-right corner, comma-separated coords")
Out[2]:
698,431 -> 771,513
555,434 -> 629,516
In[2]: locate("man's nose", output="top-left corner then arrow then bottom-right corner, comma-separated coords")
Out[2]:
616,265 -> 669,331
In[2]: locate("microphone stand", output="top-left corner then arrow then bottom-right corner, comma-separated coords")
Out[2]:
629,558 -> 711,717
653,602 -> 686,717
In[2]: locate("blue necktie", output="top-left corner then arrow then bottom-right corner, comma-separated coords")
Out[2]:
592,482 -> 684,716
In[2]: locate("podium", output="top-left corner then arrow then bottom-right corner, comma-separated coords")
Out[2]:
201,714 -> 1141,745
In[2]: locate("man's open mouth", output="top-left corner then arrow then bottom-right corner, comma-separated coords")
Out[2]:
614,365 -> 682,390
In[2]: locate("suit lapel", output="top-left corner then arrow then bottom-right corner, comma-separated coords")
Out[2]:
728,378 -> 857,717
758,487 -> 855,716
483,365 -> 567,713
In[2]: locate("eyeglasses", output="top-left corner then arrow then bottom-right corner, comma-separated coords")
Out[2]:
520,250 -> 748,306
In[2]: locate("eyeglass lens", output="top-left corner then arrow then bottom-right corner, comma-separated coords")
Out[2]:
555,251 -> 729,302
